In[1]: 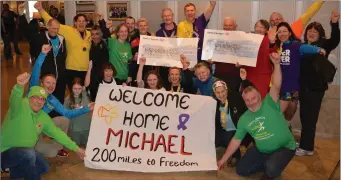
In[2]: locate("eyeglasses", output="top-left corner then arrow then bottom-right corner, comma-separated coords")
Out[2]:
31,96 -> 46,102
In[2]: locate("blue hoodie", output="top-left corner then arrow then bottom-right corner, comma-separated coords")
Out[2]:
28,53 -> 90,119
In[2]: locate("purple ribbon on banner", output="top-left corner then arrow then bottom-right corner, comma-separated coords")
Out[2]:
177,114 -> 190,130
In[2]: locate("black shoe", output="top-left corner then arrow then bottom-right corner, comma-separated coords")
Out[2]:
15,51 -> 22,55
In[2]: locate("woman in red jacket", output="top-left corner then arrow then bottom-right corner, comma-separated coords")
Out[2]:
246,20 -> 273,99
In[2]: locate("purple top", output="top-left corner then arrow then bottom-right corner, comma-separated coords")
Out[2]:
193,13 -> 209,61
280,41 -> 320,93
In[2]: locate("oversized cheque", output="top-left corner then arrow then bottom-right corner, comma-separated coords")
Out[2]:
85,85 -> 217,172
202,29 -> 264,67
138,35 -> 199,68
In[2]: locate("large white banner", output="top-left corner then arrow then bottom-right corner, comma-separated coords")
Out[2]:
138,35 -> 199,68
85,85 -> 217,172
202,29 -> 264,67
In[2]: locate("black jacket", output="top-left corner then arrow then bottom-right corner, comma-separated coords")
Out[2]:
300,22 -> 340,91
1,10 -> 18,36
36,32 -> 67,80
88,40 -> 109,101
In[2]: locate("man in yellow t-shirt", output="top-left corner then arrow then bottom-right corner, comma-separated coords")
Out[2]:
177,1 -> 216,62
35,2 -> 91,90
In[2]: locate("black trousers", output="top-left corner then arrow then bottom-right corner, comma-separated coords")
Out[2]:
2,32 -> 21,59
299,89 -> 325,151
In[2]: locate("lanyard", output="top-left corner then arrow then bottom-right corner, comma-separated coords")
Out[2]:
162,30 -> 176,38
220,100 -> 229,128
77,29 -> 89,51
170,85 -> 181,92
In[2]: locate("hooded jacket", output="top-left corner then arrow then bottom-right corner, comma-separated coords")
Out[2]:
155,22 -> 177,38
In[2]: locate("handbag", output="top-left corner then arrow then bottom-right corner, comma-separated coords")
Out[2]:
312,54 -> 337,83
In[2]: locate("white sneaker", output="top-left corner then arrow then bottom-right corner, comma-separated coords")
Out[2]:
295,148 -> 314,156
296,142 -> 300,148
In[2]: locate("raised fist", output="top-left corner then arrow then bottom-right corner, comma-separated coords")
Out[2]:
34,1 -> 43,11
331,10 -> 340,23
17,72 -> 31,87
41,44 -> 52,54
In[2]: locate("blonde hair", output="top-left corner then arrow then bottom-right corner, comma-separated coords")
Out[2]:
137,18 -> 149,26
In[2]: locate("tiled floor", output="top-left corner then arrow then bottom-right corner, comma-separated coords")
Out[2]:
1,42 -> 340,179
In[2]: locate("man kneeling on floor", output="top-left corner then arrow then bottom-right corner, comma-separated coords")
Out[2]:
217,52 -> 296,180
1,72 -> 85,180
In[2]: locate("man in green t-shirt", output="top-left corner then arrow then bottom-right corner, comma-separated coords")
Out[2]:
217,52 -> 295,180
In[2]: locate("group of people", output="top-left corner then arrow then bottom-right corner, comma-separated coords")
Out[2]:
1,0 -> 340,180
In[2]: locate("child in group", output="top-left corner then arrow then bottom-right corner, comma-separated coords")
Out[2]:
64,78 -> 92,146
136,57 -> 166,91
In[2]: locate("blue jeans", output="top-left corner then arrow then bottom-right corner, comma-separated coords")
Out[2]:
1,148 -> 49,180
236,146 -> 295,178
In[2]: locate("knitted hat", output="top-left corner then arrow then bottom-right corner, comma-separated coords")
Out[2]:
28,86 -> 48,99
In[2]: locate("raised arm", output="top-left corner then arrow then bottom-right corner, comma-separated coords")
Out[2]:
269,52 -> 281,102
326,10 -> 340,53
84,61 -> 93,88
28,44 -> 51,90
17,3 -> 31,41
300,0 -> 324,27
10,73 -> 31,117
204,1 -> 217,21
136,57 -> 146,88
97,14 -> 111,39
34,1 -> 73,37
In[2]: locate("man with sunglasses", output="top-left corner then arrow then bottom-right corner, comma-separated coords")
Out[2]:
1,72 -> 85,180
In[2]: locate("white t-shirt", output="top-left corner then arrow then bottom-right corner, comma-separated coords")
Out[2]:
101,78 -> 117,86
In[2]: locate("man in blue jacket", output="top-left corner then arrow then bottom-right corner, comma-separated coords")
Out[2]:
29,44 -> 95,157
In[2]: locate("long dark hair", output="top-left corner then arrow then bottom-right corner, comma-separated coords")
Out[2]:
144,70 -> 163,90
275,22 -> 299,48
69,77 -> 84,109
303,21 -> 326,44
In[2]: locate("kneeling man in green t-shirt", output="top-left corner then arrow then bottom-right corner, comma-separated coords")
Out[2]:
217,52 -> 296,180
